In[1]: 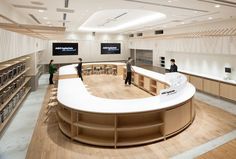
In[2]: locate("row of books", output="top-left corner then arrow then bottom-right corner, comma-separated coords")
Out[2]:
0,62 -> 26,87
0,75 -> 25,106
0,87 -> 26,123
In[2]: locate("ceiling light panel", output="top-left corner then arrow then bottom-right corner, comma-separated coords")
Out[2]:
79,9 -> 166,32
12,4 -> 47,10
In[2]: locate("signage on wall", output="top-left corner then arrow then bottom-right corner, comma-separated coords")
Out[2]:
52,43 -> 78,56
101,43 -> 121,54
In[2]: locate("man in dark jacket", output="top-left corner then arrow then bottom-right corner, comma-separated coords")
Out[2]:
77,58 -> 83,81
170,59 -> 178,72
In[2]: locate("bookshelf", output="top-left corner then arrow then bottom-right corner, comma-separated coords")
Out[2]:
123,68 -> 168,95
0,56 -> 31,134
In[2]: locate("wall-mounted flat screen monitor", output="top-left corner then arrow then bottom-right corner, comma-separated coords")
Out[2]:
101,43 -> 121,54
52,43 -> 78,56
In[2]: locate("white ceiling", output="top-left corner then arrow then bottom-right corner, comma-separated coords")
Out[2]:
4,0 -> 236,34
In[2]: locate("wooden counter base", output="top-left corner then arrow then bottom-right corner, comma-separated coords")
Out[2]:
57,99 -> 194,148
57,63 -> 195,148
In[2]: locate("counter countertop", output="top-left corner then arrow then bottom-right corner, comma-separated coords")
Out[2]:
178,69 -> 236,85
57,64 -> 195,114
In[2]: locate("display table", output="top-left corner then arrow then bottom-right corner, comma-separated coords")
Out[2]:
57,63 -> 196,147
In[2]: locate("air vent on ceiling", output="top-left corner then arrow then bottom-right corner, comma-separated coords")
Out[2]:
65,0 -> 69,8
129,34 -> 134,37
12,4 -> 47,10
137,33 -> 143,36
31,1 -> 44,5
56,8 -> 74,13
63,13 -> 67,21
155,30 -> 164,35
172,20 -> 182,22
29,14 -> 41,24
124,0 -> 208,12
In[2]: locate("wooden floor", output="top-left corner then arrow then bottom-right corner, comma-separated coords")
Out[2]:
197,139 -> 236,159
83,75 -> 152,99
26,75 -> 236,159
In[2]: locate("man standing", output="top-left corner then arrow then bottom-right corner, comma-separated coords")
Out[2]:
77,58 -> 83,81
125,57 -> 133,85
49,59 -> 57,85
170,59 -> 178,72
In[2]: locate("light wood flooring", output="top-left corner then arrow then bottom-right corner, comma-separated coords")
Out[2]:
26,75 -> 236,159
197,139 -> 236,159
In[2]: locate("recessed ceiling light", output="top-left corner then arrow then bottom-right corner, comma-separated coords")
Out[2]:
46,21 -> 51,24
208,17 -> 213,20
38,9 -> 44,13
168,0 -> 172,2
215,4 -> 221,8
79,10 -> 166,32
194,11 -> 198,13
43,17 -> 48,20
181,22 -> 185,24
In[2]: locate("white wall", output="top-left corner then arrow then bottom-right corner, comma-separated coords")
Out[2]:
0,28 -> 47,62
128,19 -> 236,81
42,33 -> 129,64
165,52 -> 236,80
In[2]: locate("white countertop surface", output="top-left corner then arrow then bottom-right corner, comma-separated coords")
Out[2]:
178,69 -> 236,85
57,64 -> 195,114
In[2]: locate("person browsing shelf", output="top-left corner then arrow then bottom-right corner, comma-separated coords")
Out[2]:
125,57 -> 135,86
49,60 -> 57,85
169,59 -> 178,72
77,58 -> 83,81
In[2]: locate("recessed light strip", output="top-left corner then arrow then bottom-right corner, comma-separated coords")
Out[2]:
79,12 -> 166,32
12,4 -> 47,10
65,0 -> 69,8
124,0 -> 208,12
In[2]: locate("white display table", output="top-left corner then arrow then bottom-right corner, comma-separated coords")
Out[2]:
57,63 -> 196,147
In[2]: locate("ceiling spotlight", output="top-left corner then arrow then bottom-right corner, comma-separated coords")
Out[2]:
43,17 -> 48,20
208,17 -> 213,20
38,9 -> 44,13
215,4 -> 221,8
194,11 -> 198,13
181,22 -> 185,24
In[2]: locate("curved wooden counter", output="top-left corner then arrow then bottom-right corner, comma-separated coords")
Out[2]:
57,63 -> 196,147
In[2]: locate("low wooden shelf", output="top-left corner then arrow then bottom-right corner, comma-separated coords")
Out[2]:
57,99 -> 193,148
74,121 -> 114,131
57,64 -> 195,148
74,134 -> 114,147
181,71 -> 236,102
